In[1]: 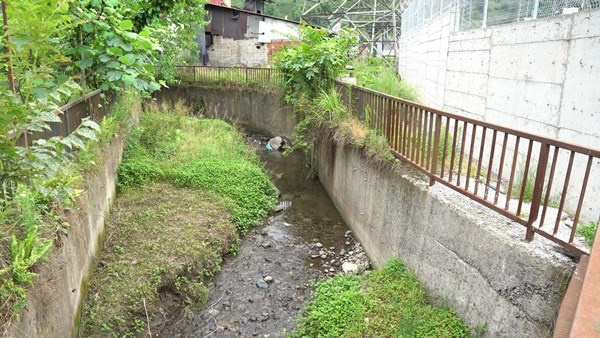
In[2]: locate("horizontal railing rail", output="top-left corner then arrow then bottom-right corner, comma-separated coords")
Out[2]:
336,80 -> 599,256
17,89 -> 115,148
174,65 -> 284,87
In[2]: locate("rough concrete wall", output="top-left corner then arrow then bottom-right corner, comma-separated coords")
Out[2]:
4,136 -> 128,338
315,134 -> 575,337
207,36 -> 268,67
397,9 -> 600,220
153,85 -> 297,139
398,11 -> 455,108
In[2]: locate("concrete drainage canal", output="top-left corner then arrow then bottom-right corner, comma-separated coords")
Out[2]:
160,135 -> 371,337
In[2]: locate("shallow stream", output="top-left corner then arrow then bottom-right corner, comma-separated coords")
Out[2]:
159,135 -> 369,337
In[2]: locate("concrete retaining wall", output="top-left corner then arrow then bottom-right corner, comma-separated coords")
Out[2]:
4,136 -> 128,338
398,9 -> 600,221
315,131 -> 575,337
153,85 -> 297,139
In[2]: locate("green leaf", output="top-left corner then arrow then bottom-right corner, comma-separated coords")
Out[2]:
81,118 -> 101,131
106,61 -> 120,69
107,71 -> 122,82
121,74 -> 134,86
139,30 -> 150,39
82,23 -> 94,33
76,128 -> 98,141
80,57 -> 94,69
37,111 -> 63,123
118,55 -> 134,66
119,19 -> 134,31
107,47 -> 123,56
148,82 -> 161,92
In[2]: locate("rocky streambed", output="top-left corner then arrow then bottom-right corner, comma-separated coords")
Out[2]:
158,137 -> 370,337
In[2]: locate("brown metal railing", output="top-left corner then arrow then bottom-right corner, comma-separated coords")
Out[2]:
16,89 -> 115,147
336,80 -> 600,255
175,66 -> 284,87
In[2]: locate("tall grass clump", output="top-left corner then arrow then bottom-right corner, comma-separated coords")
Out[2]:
351,57 -> 420,102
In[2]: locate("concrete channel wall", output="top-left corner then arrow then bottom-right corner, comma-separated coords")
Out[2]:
154,85 -> 576,337
4,137 -> 126,338
314,134 -> 576,337
152,85 -> 297,139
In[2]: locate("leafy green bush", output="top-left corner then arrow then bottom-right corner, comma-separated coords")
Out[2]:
274,25 -> 357,105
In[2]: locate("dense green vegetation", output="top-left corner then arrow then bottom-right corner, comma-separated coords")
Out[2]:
81,104 -> 277,336
0,93 -> 135,327
0,0 -> 207,326
117,103 -> 277,232
293,260 -> 474,337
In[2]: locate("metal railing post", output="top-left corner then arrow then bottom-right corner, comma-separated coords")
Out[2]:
430,114 -> 442,186
525,143 -> 550,241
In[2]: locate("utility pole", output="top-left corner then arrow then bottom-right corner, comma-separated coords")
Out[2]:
2,0 -> 15,93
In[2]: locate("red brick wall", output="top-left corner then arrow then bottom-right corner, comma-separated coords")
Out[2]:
267,40 -> 300,61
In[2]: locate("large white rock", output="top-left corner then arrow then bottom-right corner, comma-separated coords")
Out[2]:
342,262 -> 359,274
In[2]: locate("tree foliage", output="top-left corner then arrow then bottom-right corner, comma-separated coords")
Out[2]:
274,25 -> 357,105
0,0 -> 208,320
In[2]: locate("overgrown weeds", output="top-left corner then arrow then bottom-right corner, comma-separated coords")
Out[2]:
117,102 -> 277,232
80,183 -> 237,337
81,103 -> 277,336
577,221 -> 598,246
350,57 -> 420,102
293,259 -> 473,337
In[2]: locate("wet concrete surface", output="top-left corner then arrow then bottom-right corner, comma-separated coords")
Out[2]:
159,136 -> 369,338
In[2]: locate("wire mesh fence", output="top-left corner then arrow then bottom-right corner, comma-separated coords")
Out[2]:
459,0 -> 600,29
401,0 -> 455,34
401,0 -> 600,33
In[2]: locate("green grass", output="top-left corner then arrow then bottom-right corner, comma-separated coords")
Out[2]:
117,103 -> 278,233
293,260 -> 473,338
577,221 -> 598,246
81,103 -> 278,336
350,57 -> 420,102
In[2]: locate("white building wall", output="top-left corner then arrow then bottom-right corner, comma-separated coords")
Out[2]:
208,17 -> 299,67
257,18 -> 299,43
398,9 -> 600,221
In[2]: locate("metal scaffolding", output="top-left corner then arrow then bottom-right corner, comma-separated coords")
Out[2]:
301,0 -> 412,61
